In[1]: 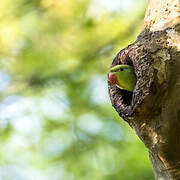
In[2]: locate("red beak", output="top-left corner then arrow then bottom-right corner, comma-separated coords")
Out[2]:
108,73 -> 118,85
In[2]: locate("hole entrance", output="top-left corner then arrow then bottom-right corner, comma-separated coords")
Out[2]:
118,55 -> 135,108
110,52 -> 136,115
120,89 -> 133,107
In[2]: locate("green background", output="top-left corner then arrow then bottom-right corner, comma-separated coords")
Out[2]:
0,0 -> 154,179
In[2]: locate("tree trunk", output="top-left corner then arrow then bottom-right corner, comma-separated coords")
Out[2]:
108,0 -> 180,179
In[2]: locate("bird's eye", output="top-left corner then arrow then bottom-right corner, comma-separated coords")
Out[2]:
119,68 -> 124,71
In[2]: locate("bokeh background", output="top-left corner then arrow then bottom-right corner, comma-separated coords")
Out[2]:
0,0 -> 154,179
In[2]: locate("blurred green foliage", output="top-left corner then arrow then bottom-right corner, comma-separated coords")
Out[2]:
0,0 -> 154,179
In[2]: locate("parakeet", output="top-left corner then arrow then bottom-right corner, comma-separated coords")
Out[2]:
108,65 -> 136,92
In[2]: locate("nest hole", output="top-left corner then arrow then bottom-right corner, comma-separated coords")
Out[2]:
120,89 -> 133,107
119,55 -> 134,108
110,52 -> 136,116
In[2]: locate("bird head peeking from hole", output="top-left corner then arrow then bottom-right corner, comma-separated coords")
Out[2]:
108,65 -> 136,92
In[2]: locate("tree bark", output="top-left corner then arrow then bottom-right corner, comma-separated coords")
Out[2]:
108,0 -> 180,179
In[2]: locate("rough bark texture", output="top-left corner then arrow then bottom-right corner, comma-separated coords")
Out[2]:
108,1 -> 180,179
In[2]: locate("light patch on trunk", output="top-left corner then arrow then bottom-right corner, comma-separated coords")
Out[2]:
143,0 -> 180,31
152,131 -> 158,145
166,28 -> 180,51
153,50 -> 170,84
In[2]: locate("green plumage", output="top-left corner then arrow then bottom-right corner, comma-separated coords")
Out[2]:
109,65 -> 136,92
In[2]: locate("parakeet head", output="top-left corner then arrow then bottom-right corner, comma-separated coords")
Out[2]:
108,64 -> 136,92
